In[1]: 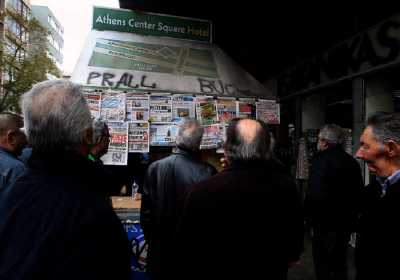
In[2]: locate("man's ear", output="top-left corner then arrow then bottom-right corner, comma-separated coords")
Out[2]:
83,128 -> 93,146
6,130 -> 16,146
386,140 -> 400,158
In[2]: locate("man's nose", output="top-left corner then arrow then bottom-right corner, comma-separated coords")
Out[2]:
355,148 -> 363,159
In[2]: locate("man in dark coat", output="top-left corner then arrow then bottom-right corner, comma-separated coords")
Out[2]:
88,117 -> 124,197
355,112 -> 400,280
175,118 -> 304,280
140,118 -> 217,279
305,124 -> 363,280
0,80 -> 131,280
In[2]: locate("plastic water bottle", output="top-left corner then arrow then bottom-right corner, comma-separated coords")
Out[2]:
131,180 -> 139,200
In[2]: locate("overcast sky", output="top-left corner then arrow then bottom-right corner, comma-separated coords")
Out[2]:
30,0 -> 119,75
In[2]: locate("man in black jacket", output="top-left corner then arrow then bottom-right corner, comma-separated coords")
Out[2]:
0,80 -> 131,280
175,118 -> 304,280
305,124 -> 363,280
355,112 -> 400,280
140,118 -> 217,279
88,117 -> 124,197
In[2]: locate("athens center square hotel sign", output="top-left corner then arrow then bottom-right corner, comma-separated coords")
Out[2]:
92,6 -> 212,42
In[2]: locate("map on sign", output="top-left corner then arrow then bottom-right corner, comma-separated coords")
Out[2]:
88,38 -> 219,78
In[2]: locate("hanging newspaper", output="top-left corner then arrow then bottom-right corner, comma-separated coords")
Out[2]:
150,123 -> 177,146
149,95 -> 172,122
172,95 -> 196,122
100,90 -> 126,121
200,124 -> 220,149
216,97 -> 237,124
238,97 -> 256,119
82,91 -> 101,118
256,99 -> 280,124
128,122 -> 150,153
126,93 -> 150,121
196,96 -> 218,125
101,121 -> 128,165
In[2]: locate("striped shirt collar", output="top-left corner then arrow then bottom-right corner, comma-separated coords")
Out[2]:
377,169 -> 400,196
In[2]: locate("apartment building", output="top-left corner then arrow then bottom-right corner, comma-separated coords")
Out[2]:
31,5 -> 63,68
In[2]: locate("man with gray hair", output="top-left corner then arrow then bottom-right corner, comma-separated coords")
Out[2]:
305,124 -> 363,280
355,112 -> 400,280
0,80 -> 130,280
175,118 -> 304,280
140,117 -> 216,279
88,117 -> 123,197
0,112 -> 27,190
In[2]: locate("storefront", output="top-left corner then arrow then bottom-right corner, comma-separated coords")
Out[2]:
274,13 -> 400,185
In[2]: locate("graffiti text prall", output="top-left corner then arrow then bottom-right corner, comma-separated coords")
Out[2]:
87,72 -> 157,89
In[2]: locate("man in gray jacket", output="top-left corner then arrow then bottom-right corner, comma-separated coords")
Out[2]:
140,118 -> 217,279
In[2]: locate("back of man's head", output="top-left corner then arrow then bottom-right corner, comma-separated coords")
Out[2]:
0,112 -> 26,155
224,118 -> 270,163
21,79 -> 92,154
92,117 -> 109,144
175,118 -> 204,151
91,117 -> 110,157
319,124 -> 344,147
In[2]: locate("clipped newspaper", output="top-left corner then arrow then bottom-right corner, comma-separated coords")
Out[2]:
256,99 -> 280,124
100,90 -> 126,122
150,123 -> 177,146
149,94 -> 173,123
82,90 -> 101,118
216,97 -> 237,124
172,95 -> 196,122
196,96 -> 218,125
128,122 -> 150,153
101,121 -> 128,165
126,93 -> 150,122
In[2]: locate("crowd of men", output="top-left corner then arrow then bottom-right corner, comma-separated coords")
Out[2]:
0,79 -> 399,280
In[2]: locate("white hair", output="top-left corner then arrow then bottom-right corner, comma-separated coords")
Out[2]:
319,124 -> 344,146
21,79 -> 92,152
175,118 -> 204,151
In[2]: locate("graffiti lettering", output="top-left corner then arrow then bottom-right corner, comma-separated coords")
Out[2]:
198,78 -> 254,96
87,72 -> 157,90
140,75 -> 156,88
277,19 -> 400,97
102,73 -> 115,87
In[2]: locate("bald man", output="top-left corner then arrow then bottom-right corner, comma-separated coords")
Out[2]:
0,112 -> 27,190
174,118 -> 304,280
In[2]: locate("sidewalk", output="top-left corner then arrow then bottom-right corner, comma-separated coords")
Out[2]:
288,232 -> 356,280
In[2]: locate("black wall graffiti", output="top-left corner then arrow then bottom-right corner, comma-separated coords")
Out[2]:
87,72 -> 157,89
198,78 -> 253,96
277,19 -> 400,97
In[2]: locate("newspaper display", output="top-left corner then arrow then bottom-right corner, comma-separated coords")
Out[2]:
256,99 -> 280,124
100,91 -> 126,121
128,122 -> 150,153
149,95 -> 173,122
216,97 -> 237,124
126,93 -> 150,121
200,124 -> 221,149
196,96 -> 218,125
238,98 -> 256,119
150,123 -> 177,146
82,91 -> 101,118
101,122 -> 128,165
172,95 -> 196,122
